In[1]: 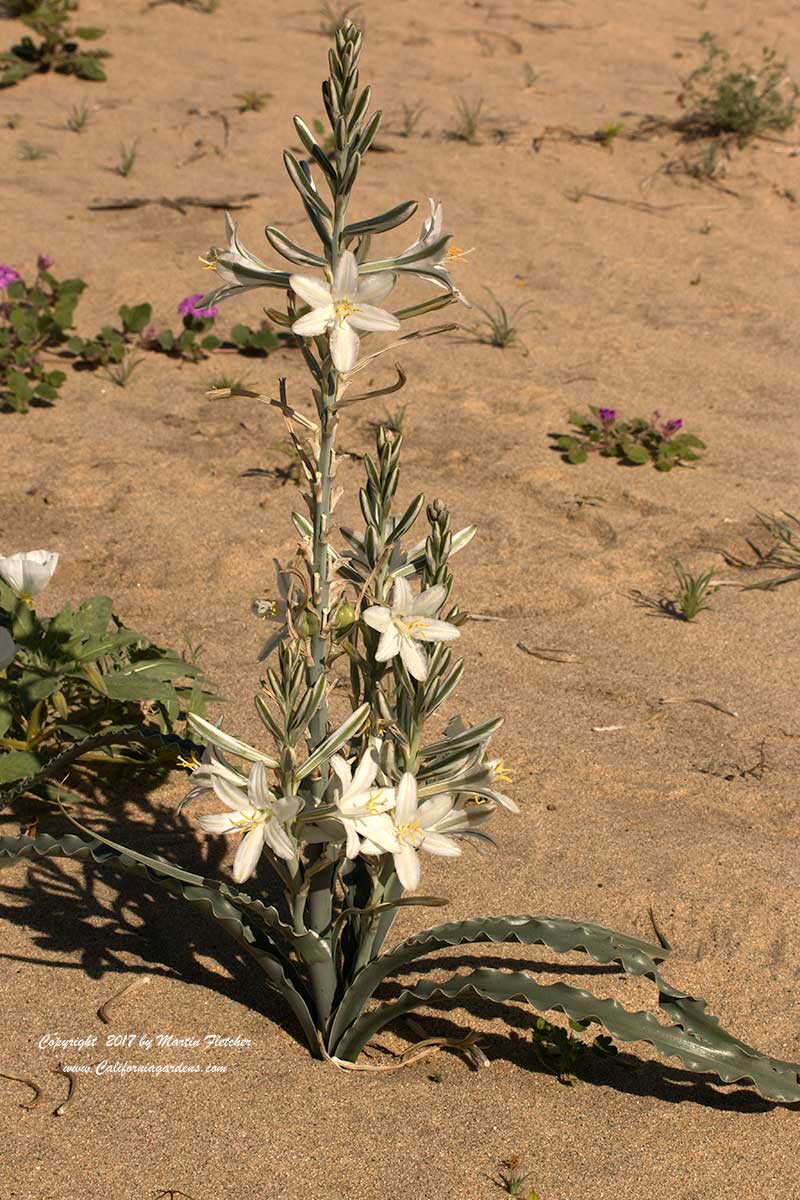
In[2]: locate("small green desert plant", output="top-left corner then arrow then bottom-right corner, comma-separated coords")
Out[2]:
17,139 -> 52,159
65,97 -> 91,131
529,1015 -> 618,1085
3,17 -> 799,1108
398,101 -> 425,137
553,407 -> 706,470
104,348 -> 143,388
466,288 -> 529,348
0,256 -> 82,412
114,140 -> 139,177
452,94 -> 484,143
679,32 -> 799,144
0,0 -> 110,87
67,300 -> 156,372
318,0 -> 361,36
741,511 -> 800,591
0,551 -> 215,808
496,1155 -> 540,1199
671,560 -> 718,621
234,89 -> 272,113
593,120 -> 624,148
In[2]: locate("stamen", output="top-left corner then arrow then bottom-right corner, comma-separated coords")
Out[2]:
493,758 -> 513,784
177,753 -> 202,772
200,251 -> 219,271
334,298 -> 357,321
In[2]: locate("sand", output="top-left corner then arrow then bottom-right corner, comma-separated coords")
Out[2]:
1,0 -> 799,1196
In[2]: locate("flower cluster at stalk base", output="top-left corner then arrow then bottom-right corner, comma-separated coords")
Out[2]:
185,720 -> 513,891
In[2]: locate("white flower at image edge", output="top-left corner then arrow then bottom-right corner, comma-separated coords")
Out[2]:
196,761 -> 302,883
362,577 -> 459,682
290,250 -> 400,373
0,550 -> 59,601
0,627 -> 18,670
360,773 -> 462,892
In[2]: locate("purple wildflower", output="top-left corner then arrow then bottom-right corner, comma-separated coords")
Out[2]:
36,253 -> 54,272
598,408 -> 617,425
0,265 -> 21,290
178,293 -> 219,319
662,418 -> 683,436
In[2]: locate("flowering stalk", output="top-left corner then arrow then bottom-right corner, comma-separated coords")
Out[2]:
3,20 -> 799,1101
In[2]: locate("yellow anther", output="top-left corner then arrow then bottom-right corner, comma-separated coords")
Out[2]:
395,820 -> 423,847
177,753 -> 201,771
334,299 -> 357,320
444,244 -> 474,264
493,759 -> 513,784
200,251 -> 218,271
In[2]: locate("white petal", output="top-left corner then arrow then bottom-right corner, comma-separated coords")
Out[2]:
400,636 -> 428,681
333,250 -> 358,298
411,618 -> 460,644
418,793 -> 454,827
355,272 -> 396,305
290,273 -> 333,308
394,845 -> 420,891
356,813 -> 398,852
343,819 -> 361,860
375,623 -> 402,663
211,776 -> 249,812
292,308 -> 333,337
262,819 -> 296,861
420,831 -> 461,858
197,812 -> 236,834
330,753 -> 353,797
362,605 -> 392,632
391,576 -> 413,614
330,322 -> 360,372
248,762 -> 271,809
351,747 -> 379,794
274,794 -> 303,822
411,584 -> 448,617
395,773 -> 418,824
347,304 -> 401,333
0,550 -> 59,598
233,826 -> 266,882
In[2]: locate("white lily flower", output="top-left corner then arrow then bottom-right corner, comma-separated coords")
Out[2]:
0,549 -> 59,601
328,743 -> 396,859
360,773 -> 461,892
200,212 -> 290,307
196,760 -> 302,883
290,250 -> 400,373
0,627 -> 18,670
395,197 -> 471,305
362,577 -> 459,682
178,740 -> 249,812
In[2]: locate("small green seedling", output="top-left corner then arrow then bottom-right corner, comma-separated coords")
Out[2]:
741,510 -> 800,591
234,89 -> 272,113
671,560 -> 718,621
17,140 -> 53,159
466,288 -> 530,348
66,98 -> 92,132
398,101 -> 425,137
496,1155 -> 540,1198
114,140 -> 139,177
530,1016 -> 618,1086
553,407 -> 705,470
452,94 -> 484,143
0,257 -> 83,412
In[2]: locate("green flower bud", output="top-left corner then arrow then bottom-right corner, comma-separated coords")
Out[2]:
295,608 -> 321,638
334,601 -> 356,632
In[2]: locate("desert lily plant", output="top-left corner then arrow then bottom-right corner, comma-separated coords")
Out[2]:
2,22 -> 799,1101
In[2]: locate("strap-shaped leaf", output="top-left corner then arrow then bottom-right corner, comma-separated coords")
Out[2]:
419,715 -> 503,760
333,964 -> 800,1103
0,834 -> 321,1054
295,702 -> 369,780
344,200 -> 418,238
188,713 -> 279,767
265,226 -> 327,268
329,913 -> 668,1049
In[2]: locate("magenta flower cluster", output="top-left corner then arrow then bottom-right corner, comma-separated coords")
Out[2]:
598,408 -> 617,425
0,265 -> 21,290
178,293 -> 219,319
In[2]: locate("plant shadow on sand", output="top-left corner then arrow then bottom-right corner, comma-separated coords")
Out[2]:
628,588 -> 687,621
1,780 -> 792,1113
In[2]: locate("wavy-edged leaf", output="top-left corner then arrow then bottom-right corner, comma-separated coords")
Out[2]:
329,913 -> 668,1050
333,963 -> 800,1103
